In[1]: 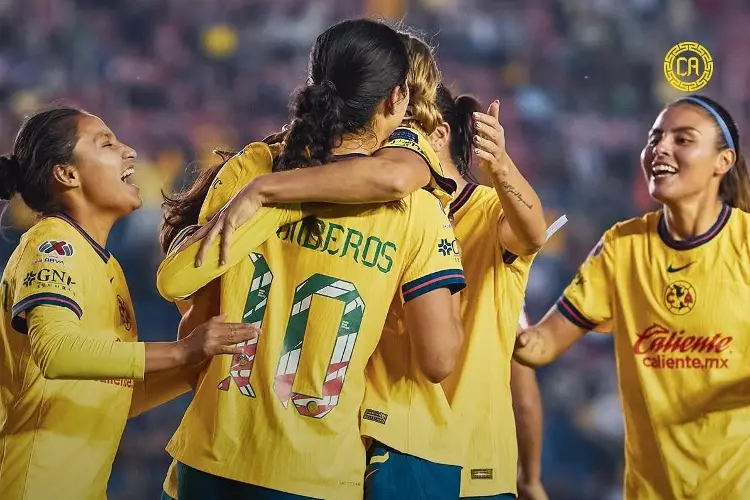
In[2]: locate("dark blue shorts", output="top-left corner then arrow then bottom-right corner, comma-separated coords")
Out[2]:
364,441 -> 461,500
174,461 -> 317,500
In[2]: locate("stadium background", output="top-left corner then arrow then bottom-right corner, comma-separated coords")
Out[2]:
0,0 -> 747,499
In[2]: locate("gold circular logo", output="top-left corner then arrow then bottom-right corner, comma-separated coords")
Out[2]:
306,401 -> 319,413
664,42 -> 713,92
664,281 -> 697,315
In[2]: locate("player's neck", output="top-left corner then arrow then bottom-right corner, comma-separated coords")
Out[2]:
63,205 -> 116,248
332,135 -> 379,157
662,198 -> 725,241
440,160 -> 468,194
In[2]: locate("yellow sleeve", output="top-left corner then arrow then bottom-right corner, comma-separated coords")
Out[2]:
556,228 -> 616,330
166,224 -> 201,256
10,238 -> 86,329
157,205 -> 303,301
378,127 -> 456,209
129,368 -> 191,418
26,305 -> 146,380
157,141 -> 304,301
400,192 -> 467,302
198,142 -> 287,224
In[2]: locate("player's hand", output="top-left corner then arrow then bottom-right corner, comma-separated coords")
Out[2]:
473,100 -> 509,176
194,184 -> 264,267
513,328 -> 539,368
179,314 -> 259,365
517,478 -> 548,500
515,328 -> 532,349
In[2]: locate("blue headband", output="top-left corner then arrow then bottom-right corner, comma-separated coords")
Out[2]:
678,96 -> 736,151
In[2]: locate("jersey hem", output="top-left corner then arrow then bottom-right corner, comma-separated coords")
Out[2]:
167,449 -> 363,500
361,429 -> 463,467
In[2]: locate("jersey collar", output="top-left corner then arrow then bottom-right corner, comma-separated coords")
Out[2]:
657,203 -> 732,251
50,212 -> 111,263
449,183 -> 479,217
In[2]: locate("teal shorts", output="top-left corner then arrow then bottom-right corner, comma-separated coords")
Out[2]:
364,441 -> 461,500
173,461 -> 317,500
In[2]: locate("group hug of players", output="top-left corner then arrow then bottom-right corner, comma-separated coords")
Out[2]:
0,16 -> 749,500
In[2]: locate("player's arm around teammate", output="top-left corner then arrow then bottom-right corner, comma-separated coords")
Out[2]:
183,34 -> 457,268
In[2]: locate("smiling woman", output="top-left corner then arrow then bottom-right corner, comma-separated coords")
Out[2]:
513,95 -> 750,500
0,106 -> 259,500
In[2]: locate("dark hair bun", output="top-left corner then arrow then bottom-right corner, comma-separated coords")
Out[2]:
0,154 -> 21,200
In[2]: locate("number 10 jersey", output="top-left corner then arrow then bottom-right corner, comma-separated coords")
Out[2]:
162,145 -> 466,500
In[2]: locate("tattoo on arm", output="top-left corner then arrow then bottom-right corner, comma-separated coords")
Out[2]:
500,180 -> 532,209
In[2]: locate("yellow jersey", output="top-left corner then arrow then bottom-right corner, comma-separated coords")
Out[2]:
361,184 -> 534,497
559,204 -> 750,499
0,214 -> 140,500
158,145 -> 465,500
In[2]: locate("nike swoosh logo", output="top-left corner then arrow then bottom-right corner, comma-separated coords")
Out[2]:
667,263 -> 693,273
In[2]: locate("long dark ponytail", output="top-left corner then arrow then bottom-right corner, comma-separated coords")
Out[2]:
436,84 -> 481,181
274,19 -> 408,240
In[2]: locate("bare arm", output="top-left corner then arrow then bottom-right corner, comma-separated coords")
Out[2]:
491,153 -> 547,255
129,284 -> 220,417
511,357 -> 544,491
474,103 -> 547,255
249,147 -> 431,204
514,307 -> 587,368
404,288 -> 464,383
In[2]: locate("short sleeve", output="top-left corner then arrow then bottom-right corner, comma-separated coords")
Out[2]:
378,127 -> 457,209
157,142 -> 305,301
11,238 -> 85,333
556,229 -> 616,330
198,142 -> 279,225
400,192 -> 466,302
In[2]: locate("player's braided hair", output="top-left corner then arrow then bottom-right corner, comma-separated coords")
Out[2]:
675,95 -> 749,212
275,80 -> 345,172
398,31 -> 443,136
273,19 -> 409,239
275,19 -> 408,173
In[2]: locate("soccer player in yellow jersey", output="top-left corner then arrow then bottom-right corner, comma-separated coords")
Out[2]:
515,95 -> 750,499
176,85 -> 548,499
360,86 -> 548,500
155,31 -> 456,500
0,108 -> 258,500
156,20 -> 466,500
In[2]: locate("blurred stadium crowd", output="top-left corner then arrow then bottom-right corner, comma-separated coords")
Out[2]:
0,0 -> 748,498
